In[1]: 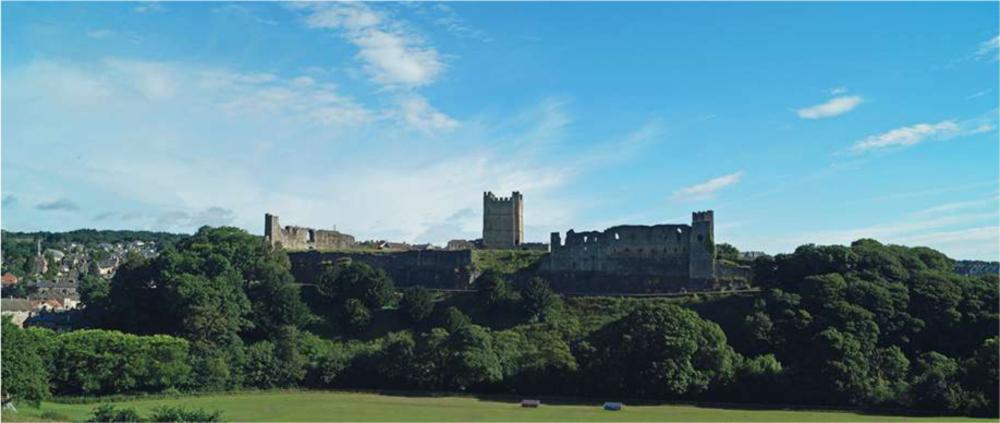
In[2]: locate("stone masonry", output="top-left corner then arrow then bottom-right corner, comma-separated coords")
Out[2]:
482,191 -> 524,249
544,210 -> 717,281
265,213 -> 355,250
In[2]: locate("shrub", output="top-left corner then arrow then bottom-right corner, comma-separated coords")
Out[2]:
88,404 -> 144,422
148,405 -> 223,422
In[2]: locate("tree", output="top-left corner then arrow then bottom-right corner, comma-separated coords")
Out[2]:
475,271 -> 510,309
317,260 -> 395,309
342,299 -> 372,334
520,278 -> 561,322
911,352 -> 967,413
446,325 -> 503,389
437,306 -> 471,332
582,303 -> 737,398
716,243 -> 740,262
78,274 -> 111,326
1,317 -> 52,405
400,286 -> 435,323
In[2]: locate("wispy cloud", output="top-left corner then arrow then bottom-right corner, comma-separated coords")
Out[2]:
212,4 -> 277,26
134,2 -> 165,14
975,35 -> 999,62
87,29 -> 115,39
36,198 -> 79,212
850,118 -> 995,153
967,89 -> 992,100
796,95 -> 863,119
395,95 -> 459,134
296,2 -> 444,87
671,172 -> 744,202
829,86 -> 848,95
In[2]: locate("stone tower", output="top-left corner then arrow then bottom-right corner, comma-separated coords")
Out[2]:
264,213 -> 281,246
482,191 -> 523,249
688,210 -> 716,280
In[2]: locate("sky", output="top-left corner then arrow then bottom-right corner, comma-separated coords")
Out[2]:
2,2 -> 998,260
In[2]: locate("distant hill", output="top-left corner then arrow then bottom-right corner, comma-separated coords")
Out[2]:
953,260 -> 999,277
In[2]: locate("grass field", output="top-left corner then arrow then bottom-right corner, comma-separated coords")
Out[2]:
2,390 -> 990,422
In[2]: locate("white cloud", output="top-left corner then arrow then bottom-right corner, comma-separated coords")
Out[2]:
134,2 -> 165,14
976,35 -> 999,61
298,2 -> 444,87
829,86 -> 848,95
796,95 -> 863,119
671,172 -> 744,202
105,59 -> 179,100
849,118 -> 995,153
87,29 -> 115,39
966,89 -> 991,100
396,95 -> 459,134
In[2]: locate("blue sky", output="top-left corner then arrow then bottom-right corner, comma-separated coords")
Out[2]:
2,2 -> 998,259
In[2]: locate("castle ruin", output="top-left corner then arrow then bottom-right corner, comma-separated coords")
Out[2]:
544,211 -> 717,281
265,213 -> 355,250
482,191 -> 524,249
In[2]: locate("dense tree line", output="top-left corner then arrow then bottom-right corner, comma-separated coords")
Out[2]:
5,227 -> 996,417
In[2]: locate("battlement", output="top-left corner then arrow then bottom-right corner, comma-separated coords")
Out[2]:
484,191 -> 522,203
692,210 -> 714,222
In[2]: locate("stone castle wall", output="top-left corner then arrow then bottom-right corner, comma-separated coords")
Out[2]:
543,211 -> 717,281
288,250 -> 474,289
265,213 -> 355,250
482,191 -> 523,249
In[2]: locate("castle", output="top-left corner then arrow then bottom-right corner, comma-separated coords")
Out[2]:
543,211 -> 717,281
266,191 -> 746,292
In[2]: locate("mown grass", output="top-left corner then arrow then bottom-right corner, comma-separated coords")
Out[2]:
2,390 -> 989,422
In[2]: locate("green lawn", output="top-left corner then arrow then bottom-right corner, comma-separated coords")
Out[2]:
2,390 -> 989,422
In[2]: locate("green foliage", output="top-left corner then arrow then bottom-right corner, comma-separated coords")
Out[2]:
88,404 -> 144,422
582,303 -> 738,398
317,259 -> 395,309
715,243 -> 740,262
400,286 -> 435,323
436,306 -> 471,332
51,330 -> 191,396
520,277 -> 562,322
1,317 -> 52,405
470,250 -> 547,275
342,299 -> 373,334
474,271 -> 511,309
149,405 -> 223,422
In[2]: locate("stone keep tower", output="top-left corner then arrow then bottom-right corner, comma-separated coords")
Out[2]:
482,191 -> 523,249
688,210 -> 716,280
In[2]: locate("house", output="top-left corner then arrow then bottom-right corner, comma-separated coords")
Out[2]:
33,281 -> 78,298
1,298 -> 34,327
1,273 -> 18,287
32,298 -> 64,312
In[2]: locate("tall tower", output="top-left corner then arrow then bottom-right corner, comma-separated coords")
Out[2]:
482,191 -> 524,249
264,213 -> 282,247
688,210 -> 716,280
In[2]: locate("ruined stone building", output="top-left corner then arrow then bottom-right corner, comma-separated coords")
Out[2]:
265,213 -> 356,250
482,191 -> 524,249
544,211 -> 717,281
